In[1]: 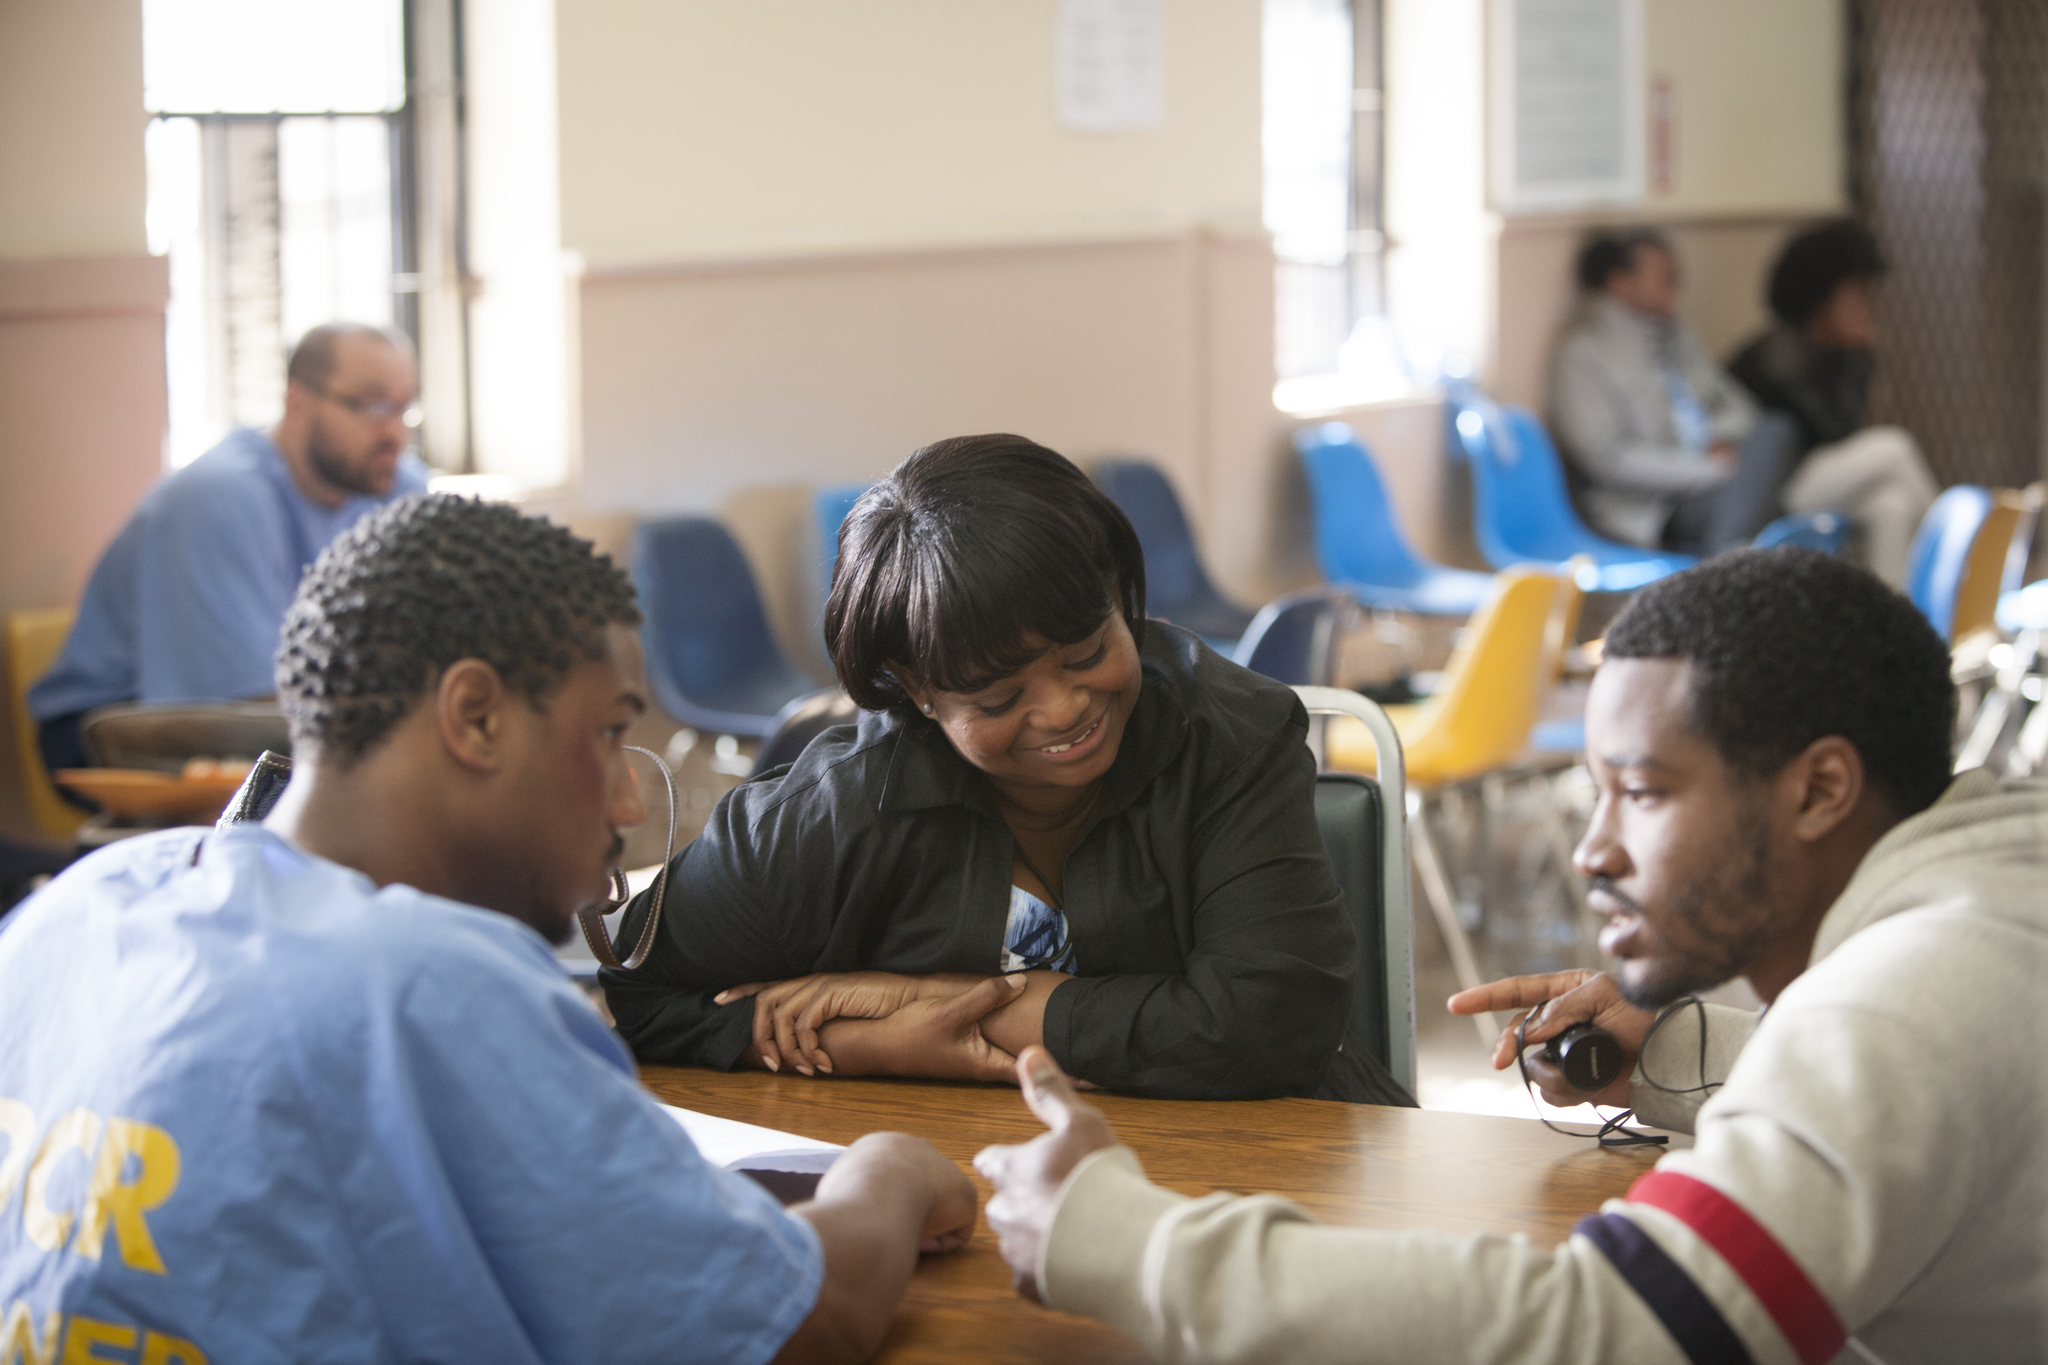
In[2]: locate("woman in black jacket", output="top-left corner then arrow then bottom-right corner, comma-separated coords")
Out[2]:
603,434 -> 1406,1103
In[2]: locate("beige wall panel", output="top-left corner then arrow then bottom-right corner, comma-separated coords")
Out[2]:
0,254 -> 168,840
553,0 -> 1264,266
573,233 -> 1292,669
1642,0 -> 1846,217
0,0 -> 148,259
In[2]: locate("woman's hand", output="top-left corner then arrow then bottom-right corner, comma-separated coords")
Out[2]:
815,974 -> 1028,1083
720,971 -> 982,1076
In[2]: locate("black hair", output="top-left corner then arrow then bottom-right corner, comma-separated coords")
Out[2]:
1604,547 -> 1955,816
1767,218 -> 1886,327
286,322 -> 413,392
1576,227 -> 1674,292
824,434 -> 1146,711
277,494 -> 641,762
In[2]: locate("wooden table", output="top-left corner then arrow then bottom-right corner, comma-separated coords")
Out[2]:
642,1067 -> 1663,1364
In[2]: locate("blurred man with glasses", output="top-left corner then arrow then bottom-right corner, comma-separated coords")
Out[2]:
30,322 -> 430,780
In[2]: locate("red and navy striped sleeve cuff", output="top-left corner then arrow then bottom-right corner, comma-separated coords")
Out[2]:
1574,1170 -> 1846,1365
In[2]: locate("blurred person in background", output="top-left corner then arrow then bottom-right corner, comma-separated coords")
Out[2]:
1728,219 -> 1937,588
1552,228 -> 1803,558
29,322 -> 429,781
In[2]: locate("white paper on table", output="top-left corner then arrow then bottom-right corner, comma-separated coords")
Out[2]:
664,1104 -> 845,1175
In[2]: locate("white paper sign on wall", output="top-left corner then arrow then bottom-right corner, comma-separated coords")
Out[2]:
1490,0 -> 1644,211
1058,0 -> 1165,133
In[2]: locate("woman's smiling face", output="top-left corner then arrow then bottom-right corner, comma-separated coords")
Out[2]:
904,612 -> 1143,800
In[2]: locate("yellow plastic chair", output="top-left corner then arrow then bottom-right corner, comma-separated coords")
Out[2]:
1326,567 -> 1571,784
7,609 -> 86,841
1324,568 -> 1583,1040
1950,488 -> 2033,646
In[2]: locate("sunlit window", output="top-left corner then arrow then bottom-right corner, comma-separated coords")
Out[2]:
143,0 -> 412,468
1264,0 -> 1400,407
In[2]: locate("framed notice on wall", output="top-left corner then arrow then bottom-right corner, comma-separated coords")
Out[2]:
1489,0 -> 1644,212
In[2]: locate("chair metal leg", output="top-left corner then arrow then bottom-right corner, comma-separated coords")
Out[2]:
1408,790 -> 1498,1046
1957,629 -> 2039,773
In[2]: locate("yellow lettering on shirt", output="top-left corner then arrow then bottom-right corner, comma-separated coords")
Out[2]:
0,1300 -> 60,1365
55,1317 -> 133,1365
0,1100 -> 34,1209
74,1120 -> 180,1275
135,1334 -> 205,1365
21,1111 -> 101,1253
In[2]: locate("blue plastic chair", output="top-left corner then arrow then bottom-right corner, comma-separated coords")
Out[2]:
1449,402 -> 1695,592
1094,460 -> 1256,649
1754,511 -> 1850,555
1231,586 -> 1353,686
814,482 -> 872,600
1905,486 -> 1994,642
1294,423 -> 1496,616
633,517 -> 827,738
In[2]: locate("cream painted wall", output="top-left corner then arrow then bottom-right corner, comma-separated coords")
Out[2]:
0,0 -> 161,841
1642,0 -> 1845,216
0,0 -> 149,259
552,0 -> 1264,267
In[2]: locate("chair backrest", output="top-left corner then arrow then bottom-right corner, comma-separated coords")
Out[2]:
1232,586 -> 1352,686
814,482 -> 871,598
633,517 -> 807,733
1293,423 -> 1428,589
1292,686 -> 1415,1098
1405,568 -> 1570,783
1906,486 -> 1990,640
1907,486 -> 2017,644
1453,404 -> 1600,567
1312,773 -> 1397,1084
6,609 -> 85,840
755,690 -> 860,773
1950,489 -> 2029,644
1094,460 -> 1211,613
81,702 -> 291,772
1753,510 -> 1850,555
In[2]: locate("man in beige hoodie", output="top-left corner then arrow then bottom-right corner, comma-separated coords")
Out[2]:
977,547 -> 2048,1364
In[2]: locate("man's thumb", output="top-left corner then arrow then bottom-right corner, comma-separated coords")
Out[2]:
1015,1045 -> 1078,1128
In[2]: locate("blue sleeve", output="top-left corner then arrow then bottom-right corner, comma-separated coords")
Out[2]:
370,936 -> 824,1365
135,469 -> 300,702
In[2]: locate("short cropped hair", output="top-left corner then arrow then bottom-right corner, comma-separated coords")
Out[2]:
1604,547 -> 1955,816
824,434 -> 1147,712
1576,227 -> 1674,292
277,494 -> 641,762
1767,219 -> 1886,327
286,322 -> 414,393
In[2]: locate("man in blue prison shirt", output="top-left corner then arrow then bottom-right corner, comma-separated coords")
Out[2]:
0,494 -> 994,1364
28,323 -> 429,776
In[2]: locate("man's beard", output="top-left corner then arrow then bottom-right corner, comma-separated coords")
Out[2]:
306,424 -> 392,498
1603,803 -> 1776,1010
515,831 -> 626,947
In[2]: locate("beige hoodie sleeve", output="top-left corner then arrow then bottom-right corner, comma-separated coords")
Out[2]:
1039,1146 -> 1686,1365
1628,1001 -> 1758,1135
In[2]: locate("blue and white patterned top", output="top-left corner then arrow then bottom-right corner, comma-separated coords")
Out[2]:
1001,884 -> 1078,974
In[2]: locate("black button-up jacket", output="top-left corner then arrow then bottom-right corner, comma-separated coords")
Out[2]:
602,623 -> 1356,1100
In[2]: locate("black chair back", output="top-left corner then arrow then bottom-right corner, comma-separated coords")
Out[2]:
1313,772 -> 1413,1104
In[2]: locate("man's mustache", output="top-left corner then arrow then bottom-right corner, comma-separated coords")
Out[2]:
605,832 -> 625,868
1588,875 -> 1647,916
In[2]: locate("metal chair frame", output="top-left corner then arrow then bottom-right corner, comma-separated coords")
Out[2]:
1292,686 -> 1416,1098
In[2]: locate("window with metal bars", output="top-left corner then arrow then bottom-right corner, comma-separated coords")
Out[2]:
143,0 -> 429,469
1264,0 -> 1387,387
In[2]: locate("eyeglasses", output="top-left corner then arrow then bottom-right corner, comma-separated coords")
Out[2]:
312,386 -> 423,429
